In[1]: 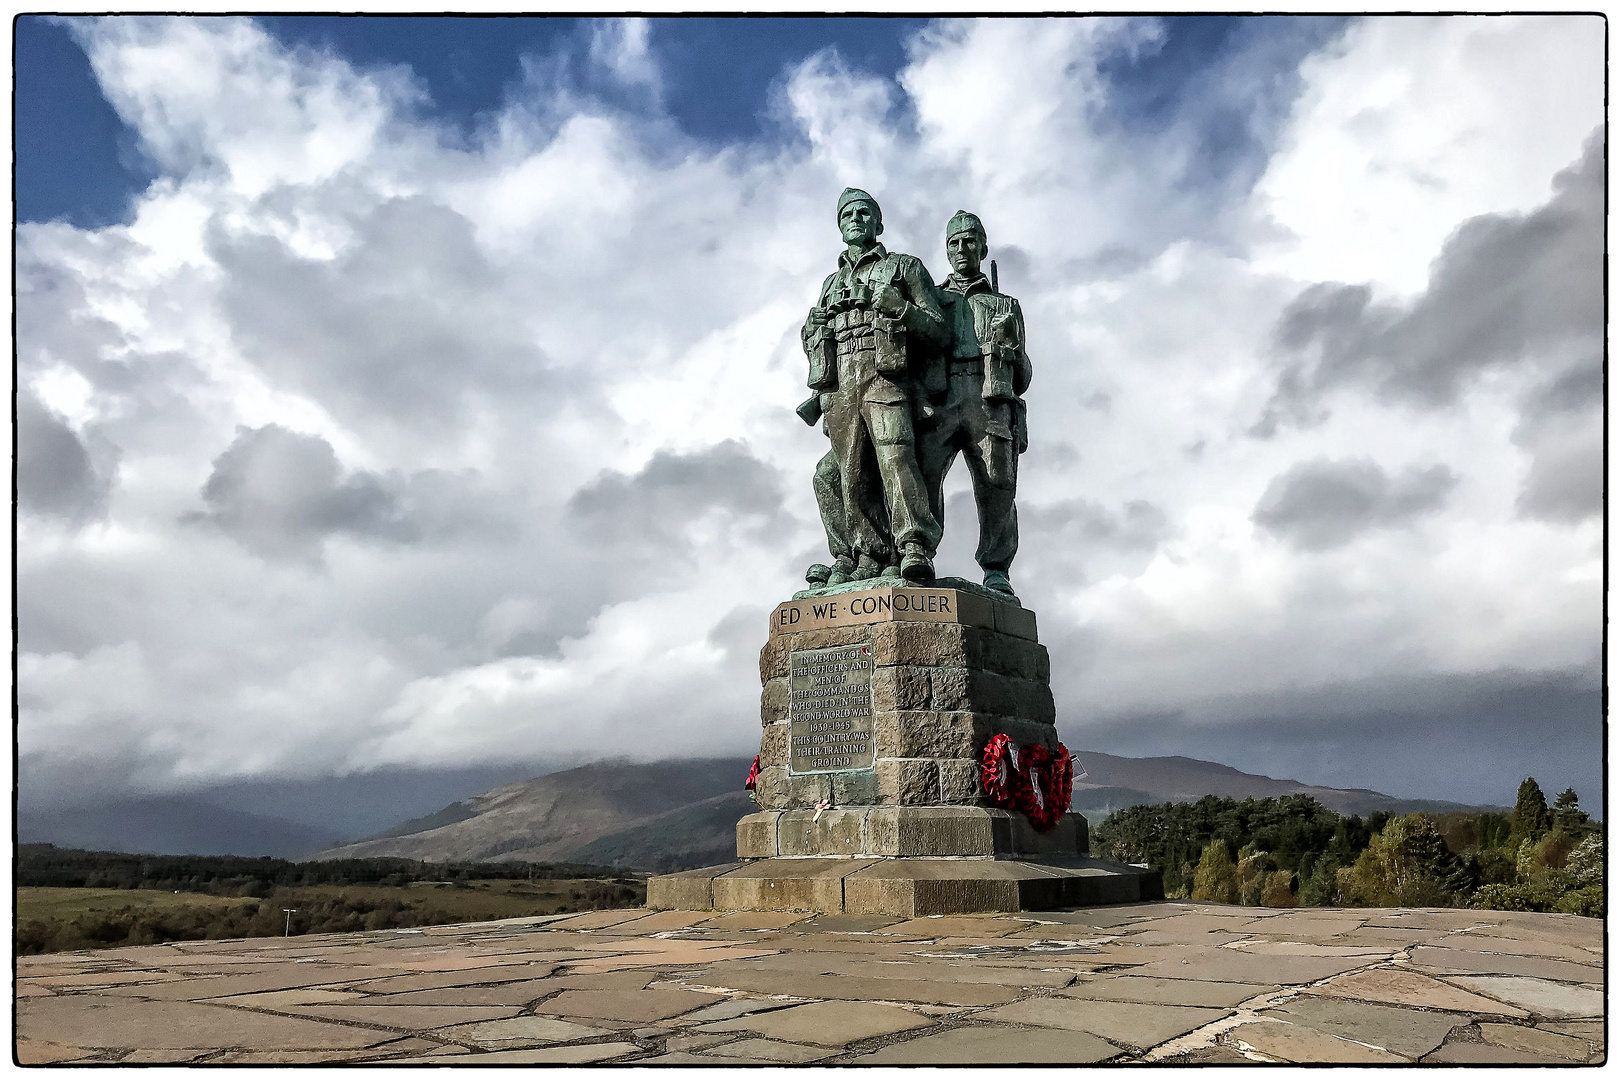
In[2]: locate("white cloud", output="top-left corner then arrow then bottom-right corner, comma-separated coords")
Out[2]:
16,15 -> 1603,805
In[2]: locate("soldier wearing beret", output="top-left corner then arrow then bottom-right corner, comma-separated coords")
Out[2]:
801,189 -> 949,584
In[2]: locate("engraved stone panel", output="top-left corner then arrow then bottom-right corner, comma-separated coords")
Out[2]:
789,643 -> 876,774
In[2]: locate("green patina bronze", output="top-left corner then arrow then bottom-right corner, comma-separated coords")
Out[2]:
799,193 -> 1032,599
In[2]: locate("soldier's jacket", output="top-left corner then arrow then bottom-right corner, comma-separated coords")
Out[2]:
802,243 -> 949,404
939,271 -> 1033,397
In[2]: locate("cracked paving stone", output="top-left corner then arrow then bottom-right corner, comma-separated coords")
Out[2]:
533,988 -> 722,1022
856,1024 -> 1124,1064
1302,968 -> 1529,1017
390,1042 -> 642,1063
698,999 -> 935,1046
1441,975 -> 1603,1019
699,1038 -> 837,1062
432,1015 -> 617,1046
1229,1019 -> 1405,1063
978,996 -> 1230,1047
1126,948 -> 1382,985
1407,945 -> 1602,982
1478,1023 -> 1593,1061
1059,975 -> 1273,1007
1259,996 -> 1467,1058
1423,1040 -> 1570,1064
18,997 -> 393,1051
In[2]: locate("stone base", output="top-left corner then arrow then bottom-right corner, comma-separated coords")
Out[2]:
647,855 -> 1163,917
737,807 -> 1088,859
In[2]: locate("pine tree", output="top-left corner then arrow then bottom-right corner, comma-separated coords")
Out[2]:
1511,778 -> 1552,845
1552,788 -> 1588,833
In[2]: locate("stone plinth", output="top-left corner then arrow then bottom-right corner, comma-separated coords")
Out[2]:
650,584 -> 1159,913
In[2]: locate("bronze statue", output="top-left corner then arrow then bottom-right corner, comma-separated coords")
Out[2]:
919,210 -> 1031,597
800,189 -> 948,585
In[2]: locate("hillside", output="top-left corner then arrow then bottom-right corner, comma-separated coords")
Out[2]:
314,758 -> 752,865
315,751 -> 1501,871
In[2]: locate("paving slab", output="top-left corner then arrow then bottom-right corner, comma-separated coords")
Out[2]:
533,987 -> 723,1022
1408,945 -> 1603,982
1443,975 -> 1604,1019
698,999 -> 935,1046
355,979 -> 565,1006
678,963 -> 1023,1006
1303,968 -> 1529,1017
1059,975 -> 1273,1007
17,997 -> 391,1051
1478,1022 -> 1593,1061
1259,996 -> 1467,1058
16,1039 -> 94,1064
92,966 -> 388,1000
1422,1040 -> 1568,1064
547,909 -> 655,930
698,911 -> 812,931
1229,1019 -> 1405,1063
978,996 -> 1229,1047
1127,947 -> 1378,985
432,1015 -> 617,1047
678,997 -> 804,1023
705,1037 -> 838,1062
875,916 -> 1038,937
394,1042 -> 642,1063
856,1024 -> 1124,1063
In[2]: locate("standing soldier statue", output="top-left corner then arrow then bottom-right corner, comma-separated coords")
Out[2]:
800,188 -> 949,585
919,210 -> 1032,597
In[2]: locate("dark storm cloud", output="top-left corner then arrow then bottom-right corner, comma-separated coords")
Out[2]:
212,194 -> 555,430
568,439 -> 788,546
1256,130 -> 1602,435
1066,665 -> 1601,809
1253,457 -> 1457,550
1510,357 -> 1603,523
17,390 -> 117,522
188,424 -> 418,560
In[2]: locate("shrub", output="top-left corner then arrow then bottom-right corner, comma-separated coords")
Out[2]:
1261,870 -> 1298,908
1190,839 -> 1240,904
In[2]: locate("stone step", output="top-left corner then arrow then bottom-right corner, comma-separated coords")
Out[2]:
648,856 -> 1163,918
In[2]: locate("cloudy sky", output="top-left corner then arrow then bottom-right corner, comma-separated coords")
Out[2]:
17,15 -> 1604,818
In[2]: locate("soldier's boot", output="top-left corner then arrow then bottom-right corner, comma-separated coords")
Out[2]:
900,542 -> 935,583
826,555 -> 856,586
983,569 -> 1016,598
852,553 -> 884,580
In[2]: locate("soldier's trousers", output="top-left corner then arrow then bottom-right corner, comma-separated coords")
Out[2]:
821,390 -> 940,563
917,374 -> 1019,573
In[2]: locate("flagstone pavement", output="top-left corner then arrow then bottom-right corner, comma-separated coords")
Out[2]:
17,902 -> 1604,1065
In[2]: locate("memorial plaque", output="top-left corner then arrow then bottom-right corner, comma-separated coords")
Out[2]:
788,643 -> 875,774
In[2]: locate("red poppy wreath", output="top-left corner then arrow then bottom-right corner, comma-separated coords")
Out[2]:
981,736 -> 1074,832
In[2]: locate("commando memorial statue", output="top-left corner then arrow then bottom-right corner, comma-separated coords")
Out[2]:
649,189 -> 1161,917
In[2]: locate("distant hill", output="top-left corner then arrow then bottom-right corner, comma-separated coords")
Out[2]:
315,752 -> 1503,872
315,758 -> 753,866
17,796 -> 344,860
1068,752 -> 1495,822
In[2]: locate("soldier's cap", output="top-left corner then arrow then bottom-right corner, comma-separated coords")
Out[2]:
837,187 -> 881,222
947,209 -> 986,241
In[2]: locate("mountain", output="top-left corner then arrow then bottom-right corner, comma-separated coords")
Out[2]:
315,752 -> 1504,871
314,758 -> 754,865
16,796 -> 344,859
1067,752 -> 1496,822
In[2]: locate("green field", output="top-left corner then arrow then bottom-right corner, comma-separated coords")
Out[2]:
16,878 -> 643,956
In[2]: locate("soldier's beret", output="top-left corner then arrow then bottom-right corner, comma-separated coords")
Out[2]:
837,187 -> 881,221
947,210 -> 986,240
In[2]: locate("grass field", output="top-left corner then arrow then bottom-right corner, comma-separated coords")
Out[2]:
18,888 -> 259,922
16,878 -> 643,955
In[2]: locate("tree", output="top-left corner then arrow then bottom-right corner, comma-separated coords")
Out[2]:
1552,788 -> 1589,833
1191,839 -> 1240,904
1511,778 -> 1551,845
1337,814 -> 1455,907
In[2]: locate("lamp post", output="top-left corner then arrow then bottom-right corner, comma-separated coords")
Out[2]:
283,908 -> 298,937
